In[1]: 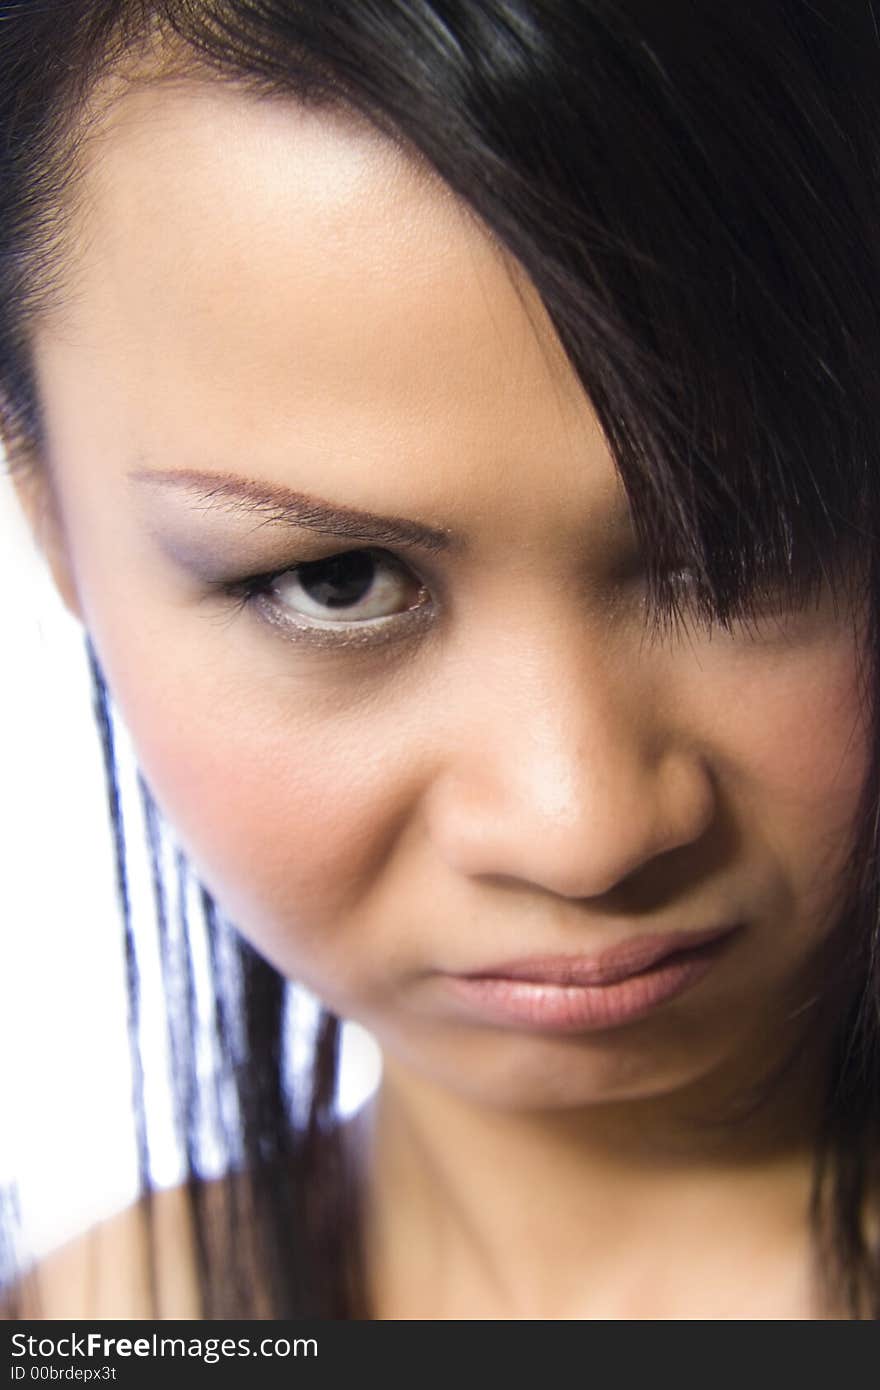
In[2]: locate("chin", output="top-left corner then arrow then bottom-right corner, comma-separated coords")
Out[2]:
386,1024 -> 723,1113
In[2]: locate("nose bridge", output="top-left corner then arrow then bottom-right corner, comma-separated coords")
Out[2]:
425,620 -> 714,898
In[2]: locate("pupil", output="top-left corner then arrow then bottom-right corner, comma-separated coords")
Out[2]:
299,550 -> 377,609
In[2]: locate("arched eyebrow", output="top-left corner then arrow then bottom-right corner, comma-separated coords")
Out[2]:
128,466 -> 463,555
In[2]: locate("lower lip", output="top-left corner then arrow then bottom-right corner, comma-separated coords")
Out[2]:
441,936 -> 735,1035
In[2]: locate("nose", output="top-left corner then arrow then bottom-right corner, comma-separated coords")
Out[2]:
423,630 -> 716,900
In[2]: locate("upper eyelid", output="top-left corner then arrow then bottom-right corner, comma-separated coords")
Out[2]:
244,542 -> 426,587
230,541 -> 429,619
238,543 -> 663,619
229,542 -> 669,616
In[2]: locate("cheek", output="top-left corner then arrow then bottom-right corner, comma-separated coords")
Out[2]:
708,626 -> 871,917
100,641 -> 423,982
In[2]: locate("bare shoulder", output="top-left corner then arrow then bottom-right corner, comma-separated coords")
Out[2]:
6,1183 -> 203,1320
3,1115 -> 369,1322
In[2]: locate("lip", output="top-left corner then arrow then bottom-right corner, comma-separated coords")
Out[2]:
440,923 -> 741,1035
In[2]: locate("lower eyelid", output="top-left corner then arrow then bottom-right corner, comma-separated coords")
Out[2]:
250,584 -> 437,652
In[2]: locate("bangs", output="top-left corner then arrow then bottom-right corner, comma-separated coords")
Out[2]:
9,0 -> 880,621
147,1 -> 880,631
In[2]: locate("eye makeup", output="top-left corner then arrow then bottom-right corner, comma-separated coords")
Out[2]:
218,547 -> 437,652
129,466 -> 462,557
138,473 -> 842,663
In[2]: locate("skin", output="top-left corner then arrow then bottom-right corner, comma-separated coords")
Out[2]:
10,72 -> 873,1318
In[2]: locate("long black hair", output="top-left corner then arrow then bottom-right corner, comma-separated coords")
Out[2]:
2,0 -> 880,1318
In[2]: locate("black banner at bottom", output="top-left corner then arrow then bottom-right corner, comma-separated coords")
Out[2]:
4,1320 -> 558,1384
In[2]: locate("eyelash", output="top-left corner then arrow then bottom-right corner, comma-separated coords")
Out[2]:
218,548 -> 788,654
220,547 -> 435,651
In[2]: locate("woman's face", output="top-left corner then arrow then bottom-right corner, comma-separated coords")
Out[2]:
23,77 -> 870,1112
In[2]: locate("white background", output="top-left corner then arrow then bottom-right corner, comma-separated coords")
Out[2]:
0,454 -> 380,1263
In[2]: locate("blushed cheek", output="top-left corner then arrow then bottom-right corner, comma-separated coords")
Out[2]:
105,658 -> 412,986
728,632 -> 871,921
787,651 -> 867,824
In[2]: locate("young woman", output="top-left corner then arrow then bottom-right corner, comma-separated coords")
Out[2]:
2,0 -> 879,1319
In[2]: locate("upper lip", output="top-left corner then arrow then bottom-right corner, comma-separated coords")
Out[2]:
452,923 -> 740,988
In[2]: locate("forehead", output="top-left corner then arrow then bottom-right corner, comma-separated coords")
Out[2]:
36,74 -> 623,541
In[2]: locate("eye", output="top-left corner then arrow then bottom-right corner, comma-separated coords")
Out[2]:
624,556 -> 700,608
631,559 -> 720,639
641,561 -> 799,641
665,565 -> 703,597
223,547 -> 432,648
273,548 -> 424,623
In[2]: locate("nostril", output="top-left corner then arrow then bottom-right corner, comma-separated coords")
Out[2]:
424,752 -> 717,903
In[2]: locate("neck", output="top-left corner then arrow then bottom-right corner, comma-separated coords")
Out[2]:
352,1026 -> 834,1319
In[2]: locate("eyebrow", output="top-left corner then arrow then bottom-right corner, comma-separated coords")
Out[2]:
128,466 -> 463,554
